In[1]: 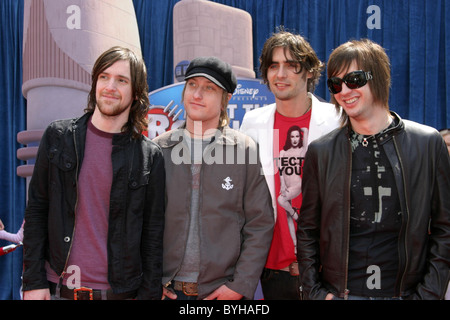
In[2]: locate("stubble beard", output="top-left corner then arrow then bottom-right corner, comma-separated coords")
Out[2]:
96,98 -> 130,118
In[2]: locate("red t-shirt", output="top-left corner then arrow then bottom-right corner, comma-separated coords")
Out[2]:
265,110 -> 311,270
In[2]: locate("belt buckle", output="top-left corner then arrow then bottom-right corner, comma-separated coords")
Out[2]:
182,282 -> 198,296
74,287 -> 94,300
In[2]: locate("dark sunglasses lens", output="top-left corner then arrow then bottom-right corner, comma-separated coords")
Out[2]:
344,71 -> 366,89
327,71 -> 369,94
327,78 -> 343,94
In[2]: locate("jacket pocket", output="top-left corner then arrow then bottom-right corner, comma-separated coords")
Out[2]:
128,171 -> 150,189
126,171 -> 151,216
48,145 -> 76,172
48,146 -> 77,192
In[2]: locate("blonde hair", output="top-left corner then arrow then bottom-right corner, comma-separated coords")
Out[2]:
181,83 -> 231,128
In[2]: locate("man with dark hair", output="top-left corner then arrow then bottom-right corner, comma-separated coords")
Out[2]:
298,39 -> 450,300
22,46 -> 165,300
154,56 -> 273,300
440,128 -> 450,156
240,29 -> 341,299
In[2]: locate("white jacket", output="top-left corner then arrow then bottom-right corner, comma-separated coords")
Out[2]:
240,93 -> 341,221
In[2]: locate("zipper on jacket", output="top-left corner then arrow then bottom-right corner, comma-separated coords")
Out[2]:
59,124 -> 80,281
343,136 -> 352,299
392,137 -> 409,297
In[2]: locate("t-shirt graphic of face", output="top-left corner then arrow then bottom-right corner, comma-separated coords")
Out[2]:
265,110 -> 311,270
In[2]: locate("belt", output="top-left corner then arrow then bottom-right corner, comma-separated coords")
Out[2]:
172,281 -> 198,296
49,282 -> 137,300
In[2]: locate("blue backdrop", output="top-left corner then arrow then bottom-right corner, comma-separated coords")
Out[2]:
1,0 -> 449,299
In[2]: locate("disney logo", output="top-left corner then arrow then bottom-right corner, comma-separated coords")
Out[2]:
234,84 -> 259,99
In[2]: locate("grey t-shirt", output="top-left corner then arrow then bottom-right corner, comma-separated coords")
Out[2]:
174,132 -> 210,282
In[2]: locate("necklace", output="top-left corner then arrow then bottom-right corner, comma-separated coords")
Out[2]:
302,97 -> 312,116
361,135 -> 374,147
359,114 -> 394,147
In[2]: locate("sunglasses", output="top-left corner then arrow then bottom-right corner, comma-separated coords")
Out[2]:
327,70 -> 373,94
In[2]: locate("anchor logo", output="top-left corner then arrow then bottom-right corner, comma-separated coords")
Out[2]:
222,177 -> 234,190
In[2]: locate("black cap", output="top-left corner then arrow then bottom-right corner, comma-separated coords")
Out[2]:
184,56 -> 237,93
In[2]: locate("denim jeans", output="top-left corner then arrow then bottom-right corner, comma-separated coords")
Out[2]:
172,289 -> 198,300
260,268 -> 301,300
165,283 -> 198,300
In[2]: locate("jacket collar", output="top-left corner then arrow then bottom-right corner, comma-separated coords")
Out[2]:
71,112 -> 134,146
70,112 -> 92,129
309,93 -> 326,127
157,122 -> 238,148
346,111 -> 404,145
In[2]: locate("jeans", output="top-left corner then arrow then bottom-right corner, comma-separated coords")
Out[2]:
165,283 -> 198,300
332,295 -> 403,300
260,268 -> 301,300
172,289 -> 198,300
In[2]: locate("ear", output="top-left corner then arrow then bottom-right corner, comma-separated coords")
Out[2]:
221,93 -> 233,112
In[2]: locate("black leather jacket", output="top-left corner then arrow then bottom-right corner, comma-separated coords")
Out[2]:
22,112 -> 165,299
297,112 -> 450,300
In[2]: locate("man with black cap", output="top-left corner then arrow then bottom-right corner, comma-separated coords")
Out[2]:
153,56 -> 274,300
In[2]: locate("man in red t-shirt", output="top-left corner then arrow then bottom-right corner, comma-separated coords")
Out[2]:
240,28 -> 341,299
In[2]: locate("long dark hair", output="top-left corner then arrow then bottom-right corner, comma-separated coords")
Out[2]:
85,46 -> 149,139
327,39 -> 391,126
283,125 -> 303,151
259,27 -> 324,93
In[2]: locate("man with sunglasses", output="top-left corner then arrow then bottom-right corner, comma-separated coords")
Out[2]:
240,29 -> 341,300
297,39 -> 450,300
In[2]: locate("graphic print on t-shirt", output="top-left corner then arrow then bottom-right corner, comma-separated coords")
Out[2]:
276,125 -> 308,248
347,129 -> 401,296
266,110 -> 311,270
